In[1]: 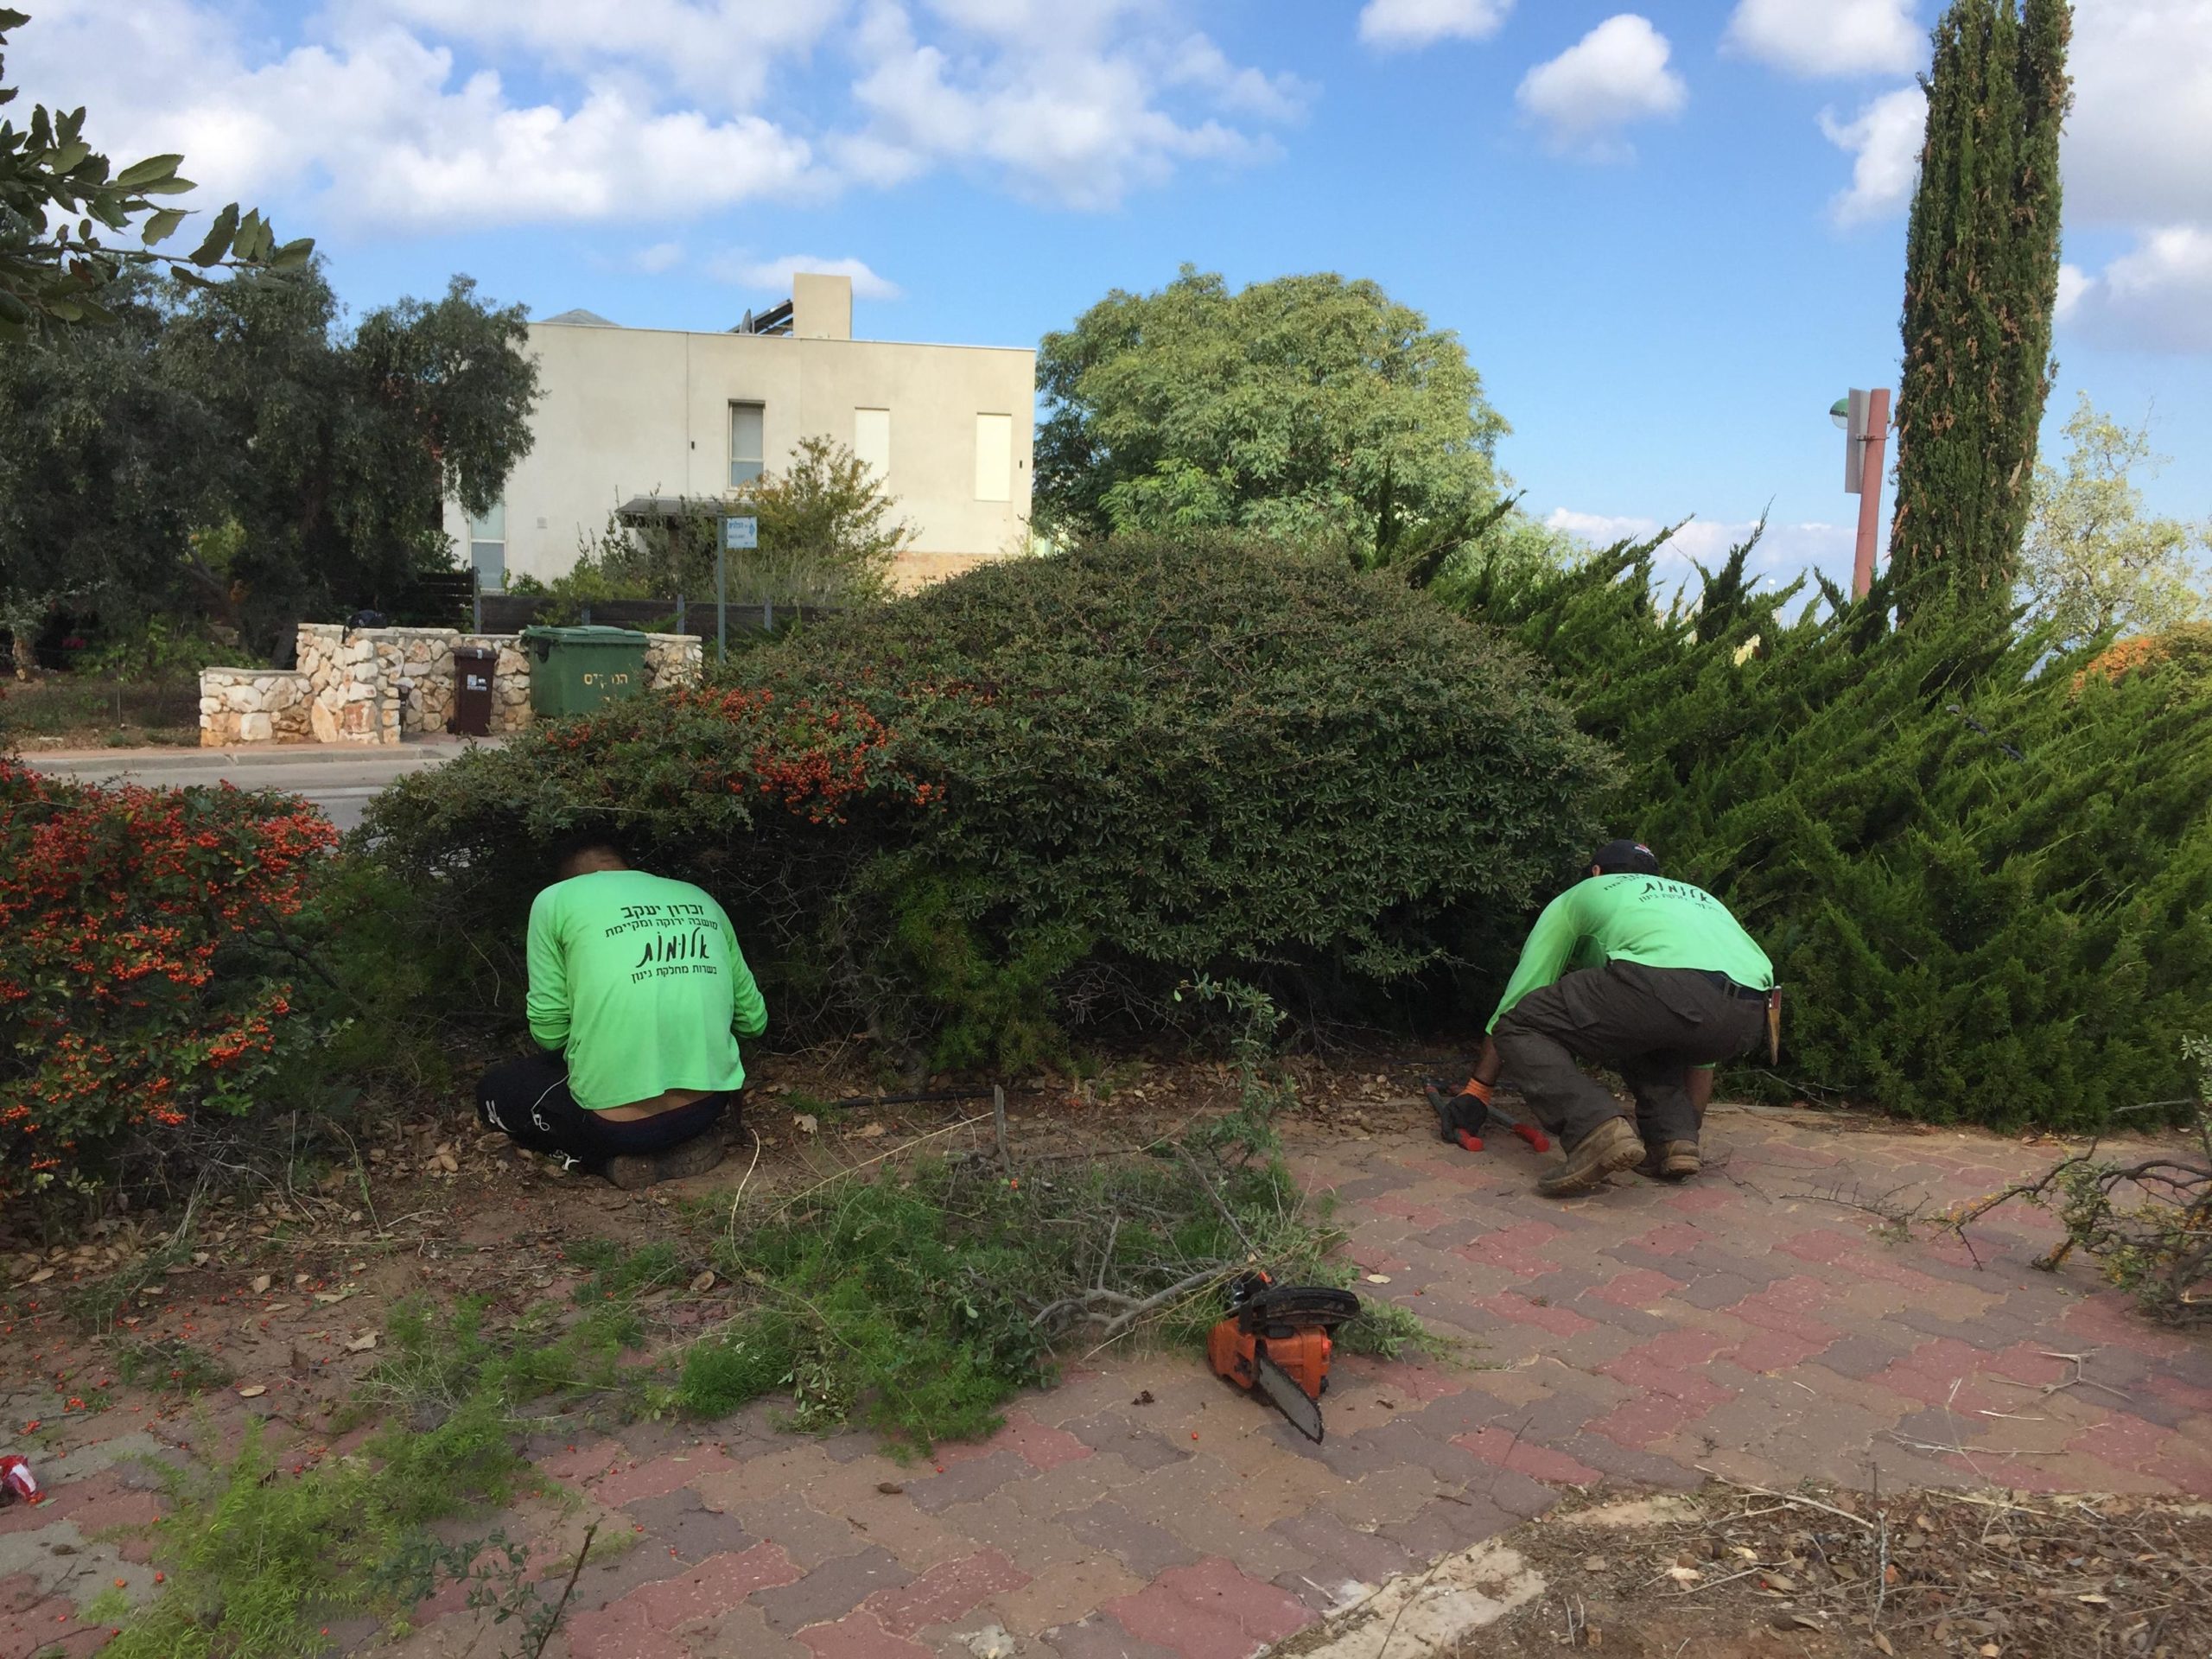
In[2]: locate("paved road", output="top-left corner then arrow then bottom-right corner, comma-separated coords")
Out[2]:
22,738 -> 494,832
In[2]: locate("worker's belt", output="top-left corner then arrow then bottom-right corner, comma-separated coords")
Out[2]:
1700,970 -> 1773,1001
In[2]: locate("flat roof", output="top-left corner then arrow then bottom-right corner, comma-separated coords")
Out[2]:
530,316 -> 1033,357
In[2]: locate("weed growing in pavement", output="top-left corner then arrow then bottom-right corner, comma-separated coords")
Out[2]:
105,1402 -> 531,1659
112,1337 -> 232,1396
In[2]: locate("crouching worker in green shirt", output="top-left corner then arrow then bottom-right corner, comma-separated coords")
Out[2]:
1445,839 -> 1776,1199
475,833 -> 768,1190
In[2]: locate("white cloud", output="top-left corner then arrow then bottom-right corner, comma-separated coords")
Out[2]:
1515,15 -> 1687,162
2042,3 -> 2212,353
2055,262 -> 2091,322
1357,0 -> 1512,52
1165,33 -> 1311,123
838,3 -> 1279,210
8,6 -> 823,229
2057,227 -> 2212,353
4,0 -> 1299,231
713,252 -> 902,300
629,241 -> 687,274
1546,508 -> 1859,588
359,0 -> 851,113
1723,0 -> 1922,78
2063,0 -> 2212,230
1817,85 -> 1925,226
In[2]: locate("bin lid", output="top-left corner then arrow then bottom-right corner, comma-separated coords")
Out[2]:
517,625 -> 648,644
453,641 -> 499,660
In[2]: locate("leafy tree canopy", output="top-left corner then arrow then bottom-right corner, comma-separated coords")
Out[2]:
2021,393 -> 2209,646
0,8 -> 310,338
0,268 -> 213,671
1036,266 -> 1508,555
0,264 -> 538,659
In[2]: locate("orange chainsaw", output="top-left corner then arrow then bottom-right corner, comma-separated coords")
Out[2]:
1206,1272 -> 1361,1443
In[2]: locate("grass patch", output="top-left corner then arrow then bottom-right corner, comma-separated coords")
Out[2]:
572,1241 -> 683,1306
0,676 -> 200,747
113,1338 -> 232,1396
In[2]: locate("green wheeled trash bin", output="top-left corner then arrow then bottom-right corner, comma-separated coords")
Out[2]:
519,625 -> 650,719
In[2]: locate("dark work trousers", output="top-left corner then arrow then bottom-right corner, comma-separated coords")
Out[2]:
1492,962 -> 1769,1151
476,1052 -> 735,1172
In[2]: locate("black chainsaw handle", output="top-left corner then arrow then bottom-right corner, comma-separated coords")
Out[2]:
1236,1285 -> 1362,1332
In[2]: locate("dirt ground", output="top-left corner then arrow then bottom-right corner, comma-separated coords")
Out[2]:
1453,1483 -> 2212,1658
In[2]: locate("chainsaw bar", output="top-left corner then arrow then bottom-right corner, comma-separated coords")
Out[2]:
1255,1351 -> 1325,1443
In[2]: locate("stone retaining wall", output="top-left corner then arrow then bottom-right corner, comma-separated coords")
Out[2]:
200,669 -> 313,747
642,632 -> 704,690
201,624 -> 702,746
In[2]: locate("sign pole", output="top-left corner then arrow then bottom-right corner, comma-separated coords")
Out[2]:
717,513 -> 758,662
1850,388 -> 1891,601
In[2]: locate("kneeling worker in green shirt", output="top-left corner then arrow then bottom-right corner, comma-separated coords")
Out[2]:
1444,839 -> 1776,1199
475,833 -> 767,1190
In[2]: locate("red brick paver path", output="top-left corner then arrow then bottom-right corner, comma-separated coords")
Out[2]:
7,1104 -> 2209,1659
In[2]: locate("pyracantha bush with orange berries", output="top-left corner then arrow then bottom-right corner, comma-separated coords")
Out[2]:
0,757 -> 335,1211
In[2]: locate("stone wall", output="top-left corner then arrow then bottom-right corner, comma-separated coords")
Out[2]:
642,632 -> 704,692
199,669 -> 313,747
201,623 -> 702,745
294,623 -> 391,745
359,627 -> 472,739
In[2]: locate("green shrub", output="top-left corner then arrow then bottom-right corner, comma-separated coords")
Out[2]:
365,534 -> 1612,1062
1452,531 -> 2212,1128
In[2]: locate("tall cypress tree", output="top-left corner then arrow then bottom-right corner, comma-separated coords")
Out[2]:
1888,0 -> 2072,613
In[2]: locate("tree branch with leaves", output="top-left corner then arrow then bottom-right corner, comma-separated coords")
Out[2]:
0,7 -> 310,339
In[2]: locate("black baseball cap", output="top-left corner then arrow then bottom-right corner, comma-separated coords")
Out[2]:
1592,838 -> 1660,874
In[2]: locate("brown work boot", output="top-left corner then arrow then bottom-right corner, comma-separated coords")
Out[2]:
1636,1140 -> 1701,1180
604,1135 -> 727,1192
1536,1117 -> 1645,1198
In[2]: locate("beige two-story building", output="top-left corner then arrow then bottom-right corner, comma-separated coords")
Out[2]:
445,272 -> 1036,593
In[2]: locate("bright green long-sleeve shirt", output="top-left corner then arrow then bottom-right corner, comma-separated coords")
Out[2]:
1488,874 -> 1774,1033
525,869 -> 768,1111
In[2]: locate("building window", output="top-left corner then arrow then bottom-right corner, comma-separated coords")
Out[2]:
467,501 -> 505,593
854,408 -> 891,484
974,411 -> 1012,503
729,401 -> 765,487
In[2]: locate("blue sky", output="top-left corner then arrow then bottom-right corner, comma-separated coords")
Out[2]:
15,0 -> 2209,588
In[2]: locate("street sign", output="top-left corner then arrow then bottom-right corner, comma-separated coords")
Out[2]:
724,515 -> 759,550
1843,389 -> 1872,493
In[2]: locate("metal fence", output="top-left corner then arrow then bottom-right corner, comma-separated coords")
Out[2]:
472,594 -> 841,635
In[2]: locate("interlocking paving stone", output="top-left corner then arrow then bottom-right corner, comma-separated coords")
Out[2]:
755,1546 -> 913,1633
1061,1500 -> 1203,1580
15,1109 -> 2212,1659
1039,1612 -> 1185,1659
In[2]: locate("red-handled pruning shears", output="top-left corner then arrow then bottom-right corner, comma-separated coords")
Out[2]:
1425,1080 -> 1550,1155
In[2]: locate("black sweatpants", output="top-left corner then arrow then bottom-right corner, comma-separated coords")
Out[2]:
1492,962 -> 1769,1150
477,1052 -> 734,1171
